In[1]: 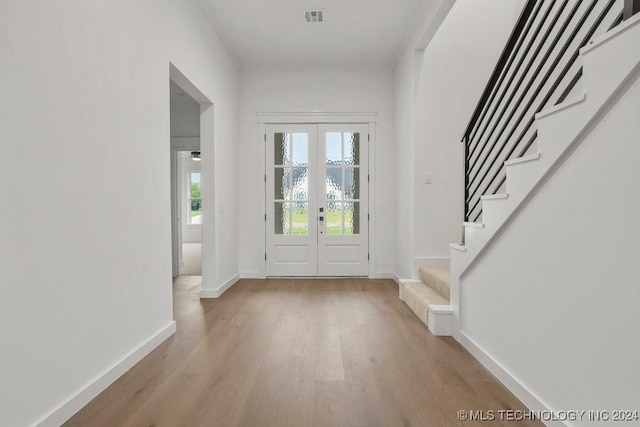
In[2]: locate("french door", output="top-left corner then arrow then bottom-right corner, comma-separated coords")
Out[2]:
266,124 -> 369,276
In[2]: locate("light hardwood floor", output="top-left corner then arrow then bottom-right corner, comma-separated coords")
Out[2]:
65,278 -> 542,427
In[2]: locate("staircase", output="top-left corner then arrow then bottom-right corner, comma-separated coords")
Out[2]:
400,2 -> 640,337
399,267 -> 452,336
450,12 -> 640,333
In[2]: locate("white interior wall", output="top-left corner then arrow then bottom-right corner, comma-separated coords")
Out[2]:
393,0 -> 450,279
238,69 -> 395,277
394,0 -> 525,278
393,37 -> 418,279
461,74 -> 640,424
0,1 -> 238,425
170,103 -> 201,137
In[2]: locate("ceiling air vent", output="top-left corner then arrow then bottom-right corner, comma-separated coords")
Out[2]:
304,10 -> 324,23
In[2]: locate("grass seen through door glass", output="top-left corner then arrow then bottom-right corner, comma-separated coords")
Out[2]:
290,209 -> 354,235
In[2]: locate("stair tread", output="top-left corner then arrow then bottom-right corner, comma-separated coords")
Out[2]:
464,221 -> 485,229
418,266 -> 450,300
481,193 -> 509,200
535,93 -> 586,119
504,152 -> 540,166
449,243 -> 467,252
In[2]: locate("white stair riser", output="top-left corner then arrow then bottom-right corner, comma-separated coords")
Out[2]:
505,157 -> 544,196
537,98 -> 590,162
462,225 -> 487,254
582,16 -> 640,109
481,197 -> 515,228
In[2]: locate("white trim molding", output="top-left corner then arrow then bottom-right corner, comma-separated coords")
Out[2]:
240,272 -> 265,279
459,332 -> 564,427
257,111 -> 377,124
36,322 -> 177,427
200,273 -> 240,298
428,305 -> 453,336
367,122 -> 377,279
370,272 -> 399,281
391,272 -> 402,288
258,112 -> 378,279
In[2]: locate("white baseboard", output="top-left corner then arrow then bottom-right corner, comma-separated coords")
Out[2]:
391,273 -> 401,287
370,272 -> 397,280
200,273 -> 240,298
459,332 -> 565,427
388,273 -> 402,290
370,272 -> 402,288
239,272 -> 265,279
36,322 -> 176,427
239,272 -> 401,282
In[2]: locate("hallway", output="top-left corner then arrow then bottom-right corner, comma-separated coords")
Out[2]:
65,278 -> 540,426
179,242 -> 202,276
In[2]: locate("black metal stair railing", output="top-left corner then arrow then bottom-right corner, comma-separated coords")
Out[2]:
461,0 -> 632,223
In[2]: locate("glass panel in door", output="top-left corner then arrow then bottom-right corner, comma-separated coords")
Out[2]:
324,132 -> 361,236
273,132 -> 309,236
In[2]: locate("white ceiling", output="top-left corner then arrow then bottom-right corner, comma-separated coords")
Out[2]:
201,0 -> 430,70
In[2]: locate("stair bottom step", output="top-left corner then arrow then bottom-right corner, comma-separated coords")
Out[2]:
402,281 -> 448,329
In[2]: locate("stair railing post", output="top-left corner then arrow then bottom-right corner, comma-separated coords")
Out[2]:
463,135 -> 469,244
624,0 -> 640,19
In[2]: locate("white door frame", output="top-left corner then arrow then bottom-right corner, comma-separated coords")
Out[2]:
170,138 -> 200,277
170,65 -> 216,296
182,162 -> 202,241
257,112 -> 377,278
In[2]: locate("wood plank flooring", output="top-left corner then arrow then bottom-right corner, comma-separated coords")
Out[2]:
65,277 -> 542,427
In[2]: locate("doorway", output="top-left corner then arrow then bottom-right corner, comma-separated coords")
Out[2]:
168,64 -> 216,297
169,73 -> 207,280
178,150 -> 202,275
265,124 -> 369,277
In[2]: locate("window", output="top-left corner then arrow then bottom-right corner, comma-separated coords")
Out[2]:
188,172 -> 201,225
